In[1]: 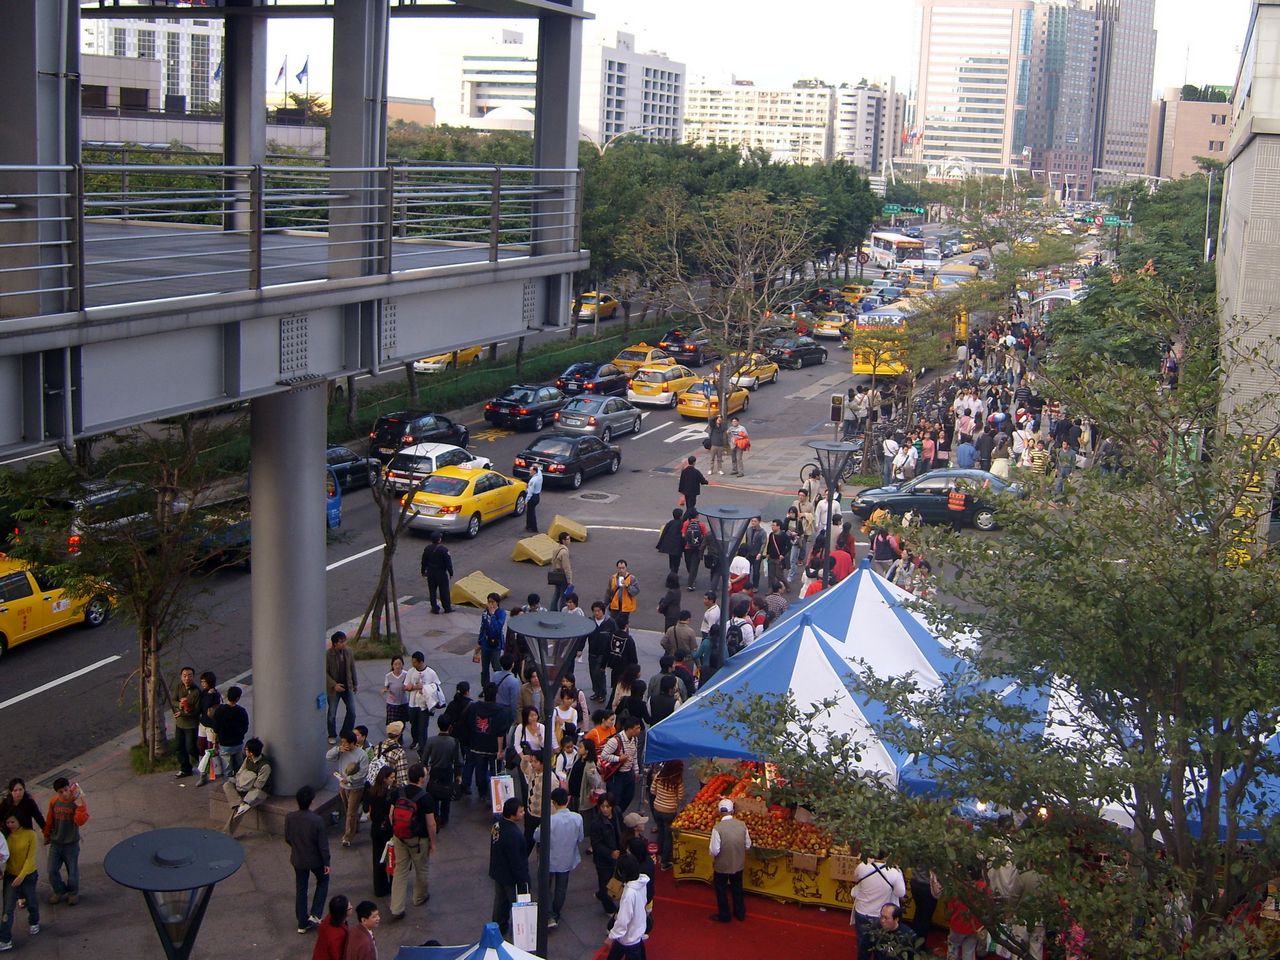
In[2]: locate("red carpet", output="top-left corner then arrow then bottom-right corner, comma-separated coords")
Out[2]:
592,868 -> 858,960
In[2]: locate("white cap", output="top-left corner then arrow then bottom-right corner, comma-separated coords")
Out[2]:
718,798 -> 734,814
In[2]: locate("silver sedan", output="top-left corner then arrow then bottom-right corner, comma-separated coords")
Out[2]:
551,395 -> 644,442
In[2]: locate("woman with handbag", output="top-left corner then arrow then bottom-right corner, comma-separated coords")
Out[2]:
569,738 -> 605,813
548,532 -> 573,611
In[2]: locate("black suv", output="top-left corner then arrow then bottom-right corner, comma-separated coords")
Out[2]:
765,336 -> 828,369
369,411 -> 469,463
657,328 -> 718,367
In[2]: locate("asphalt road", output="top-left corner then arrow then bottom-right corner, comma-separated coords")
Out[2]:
0,346 -> 854,778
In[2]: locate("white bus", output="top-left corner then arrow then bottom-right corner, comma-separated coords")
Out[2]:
869,231 -> 925,271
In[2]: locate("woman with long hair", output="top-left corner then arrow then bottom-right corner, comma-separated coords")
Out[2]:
362,766 -> 395,897
568,737 -> 604,812
0,779 -> 44,832
651,761 -> 685,870
311,894 -> 350,960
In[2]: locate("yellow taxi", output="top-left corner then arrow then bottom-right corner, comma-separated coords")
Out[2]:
0,555 -> 111,657
401,466 -> 528,539
675,380 -> 750,419
573,292 -> 620,321
902,280 -> 930,298
626,361 -> 699,407
612,343 -> 670,376
958,239 -> 978,254
811,312 -> 851,339
841,284 -> 869,304
714,352 -> 780,391
413,345 -> 485,374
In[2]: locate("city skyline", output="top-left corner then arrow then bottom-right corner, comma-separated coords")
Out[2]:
254,0 -> 1250,104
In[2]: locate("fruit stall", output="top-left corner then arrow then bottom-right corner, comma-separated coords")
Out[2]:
670,765 -> 858,910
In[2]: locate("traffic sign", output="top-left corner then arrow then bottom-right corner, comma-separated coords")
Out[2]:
856,251 -> 870,265
1094,215 -> 1104,226
1120,219 -> 1135,227
1103,214 -> 1120,226
909,206 -> 925,215
882,204 -> 901,214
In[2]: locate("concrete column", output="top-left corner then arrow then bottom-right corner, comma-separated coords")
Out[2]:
223,0 -> 266,235
0,0 -> 79,320
250,384 -> 327,793
534,9 -> 584,327
329,0 -> 388,280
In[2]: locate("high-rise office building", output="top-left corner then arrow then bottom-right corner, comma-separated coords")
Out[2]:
833,80 -> 907,174
82,17 -> 222,111
1086,0 -> 1158,180
683,80 -> 836,165
1026,0 -> 1099,199
914,0 -> 1036,176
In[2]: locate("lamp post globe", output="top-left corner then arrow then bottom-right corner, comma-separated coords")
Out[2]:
103,827 -> 244,960
696,503 -> 755,676
509,610 -> 596,959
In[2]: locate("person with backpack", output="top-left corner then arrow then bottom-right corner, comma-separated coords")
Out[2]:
387,763 -> 438,921
656,508 -> 686,581
681,510 -> 709,591
606,615 -> 639,697
870,528 -> 903,578
723,598 -> 756,658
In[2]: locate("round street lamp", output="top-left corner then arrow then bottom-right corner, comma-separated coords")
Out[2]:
697,503 -> 755,676
806,439 -> 860,565
510,611 -> 596,959
104,827 -> 244,960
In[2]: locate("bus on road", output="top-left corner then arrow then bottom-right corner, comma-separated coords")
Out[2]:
848,308 -> 910,377
869,232 -> 925,271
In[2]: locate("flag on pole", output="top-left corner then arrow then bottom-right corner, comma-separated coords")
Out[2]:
295,57 -> 309,84
275,60 -> 286,86
213,59 -> 223,82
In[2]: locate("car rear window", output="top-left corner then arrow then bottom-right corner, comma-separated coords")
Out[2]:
565,398 -> 604,413
631,369 -> 670,384
500,389 -> 536,404
419,476 -> 468,497
529,439 -> 574,457
388,454 -> 432,474
684,382 -> 713,397
563,363 -> 593,376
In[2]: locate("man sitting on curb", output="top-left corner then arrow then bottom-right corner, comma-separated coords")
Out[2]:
223,737 -> 272,836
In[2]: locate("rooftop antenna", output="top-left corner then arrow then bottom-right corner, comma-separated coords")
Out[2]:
1183,44 -> 1190,87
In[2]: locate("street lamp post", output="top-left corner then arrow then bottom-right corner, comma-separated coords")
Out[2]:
806,439 -> 860,565
511,611 -> 597,959
697,504 -> 755,676
103,827 -> 244,960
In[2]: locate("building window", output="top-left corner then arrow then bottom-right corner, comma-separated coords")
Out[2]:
165,32 -> 181,98
112,27 -> 127,57
138,30 -> 155,59
190,34 -> 210,107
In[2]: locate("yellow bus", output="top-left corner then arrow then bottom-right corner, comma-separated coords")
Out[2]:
849,309 -> 909,376
932,263 -> 981,290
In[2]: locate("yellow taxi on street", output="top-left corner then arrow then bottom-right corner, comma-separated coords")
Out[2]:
675,380 -> 750,419
715,352 -> 780,391
626,360 -> 699,407
573,292 -> 620,321
413,345 -> 485,374
841,284 -> 869,304
612,343 -> 671,376
811,312 -> 850,339
401,466 -> 528,539
0,555 -> 111,657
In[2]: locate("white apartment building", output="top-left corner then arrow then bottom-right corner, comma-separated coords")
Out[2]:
833,80 -> 907,173
455,29 -> 684,145
684,81 -> 835,165
915,0 -> 1035,176
82,16 -> 222,111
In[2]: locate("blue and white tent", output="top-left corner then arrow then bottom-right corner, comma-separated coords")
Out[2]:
645,562 -> 965,792
395,923 -> 539,960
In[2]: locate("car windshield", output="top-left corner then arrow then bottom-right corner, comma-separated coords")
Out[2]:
499,388 -> 537,403
564,398 -> 604,413
617,349 -> 648,362
631,369 -> 670,384
581,295 -> 599,304
419,475 -> 469,497
388,454 -> 431,474
530,439 -> 574,457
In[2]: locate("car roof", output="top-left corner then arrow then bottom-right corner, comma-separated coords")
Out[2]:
396,442 -> 466,457
527,433 -> 583,446
635,360 -> 680,373
432,465 -> 489,480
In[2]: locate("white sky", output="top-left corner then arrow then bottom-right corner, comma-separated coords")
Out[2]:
265,0 -> 1252,104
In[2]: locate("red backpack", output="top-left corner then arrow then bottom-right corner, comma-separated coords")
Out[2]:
389,788 -> 422,841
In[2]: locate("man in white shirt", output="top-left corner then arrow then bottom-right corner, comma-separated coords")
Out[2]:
723,598 -> 756,656
525,463 -> 544,534
709,798 -> 752,922
881,434 -> 901,485
851,855 -> 906,959
699,592 -> 720,670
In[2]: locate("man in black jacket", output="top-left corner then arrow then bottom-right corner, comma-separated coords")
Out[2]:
420,532 -> 454,614
656,508 -> 686,578
588,794 -> 624,913
210,685 -> 249,775
587,602 -> 616,703
460,683 -> 509,799
488,797 -> 529,939
677,456 -> 707,515
284,785 -> 330,934
974,427 -> 996,473
744,516 -> 767,590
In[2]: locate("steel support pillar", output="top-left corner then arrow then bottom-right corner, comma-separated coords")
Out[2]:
533,7 -> 583,328
249,384 -> 328,793
223,0 -> 266,235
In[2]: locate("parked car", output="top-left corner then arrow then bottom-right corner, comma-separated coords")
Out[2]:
764,336 -> 828,369
612,343 -> 671,376
382,442 -> 492,495
627,362 -> 700,407
0,558 -> 111,658
554,361 -> 629,397
849,469 -> 1021,531
402,466 -> 527,539
512,434 -> 621,489
483,384 -> 569,431
413,345 -> 485,373
326,446 -> 381,491
968,254 -> 990,268
675,381 -> 750,419
573,292 -> 620,321
714,353 -> 780,390
369,411 -> 468,462
552,396 -> 644,440
657,328 -> 718,367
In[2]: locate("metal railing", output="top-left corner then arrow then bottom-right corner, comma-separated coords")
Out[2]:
0,161 -> 581,316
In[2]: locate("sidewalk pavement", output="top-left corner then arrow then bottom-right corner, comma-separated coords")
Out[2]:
14,598 -> 669,960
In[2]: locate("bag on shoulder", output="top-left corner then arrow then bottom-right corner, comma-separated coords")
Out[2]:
608,630 -> 630,670
598,735 -> 624,781
366,746 -> 391,784
547,569 -> 568,586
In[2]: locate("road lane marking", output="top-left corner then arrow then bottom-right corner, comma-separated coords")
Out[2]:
664,424 -> 711,444
0,654 -> 122,711
327,543 -> 385,571
633,419 -> 673,440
